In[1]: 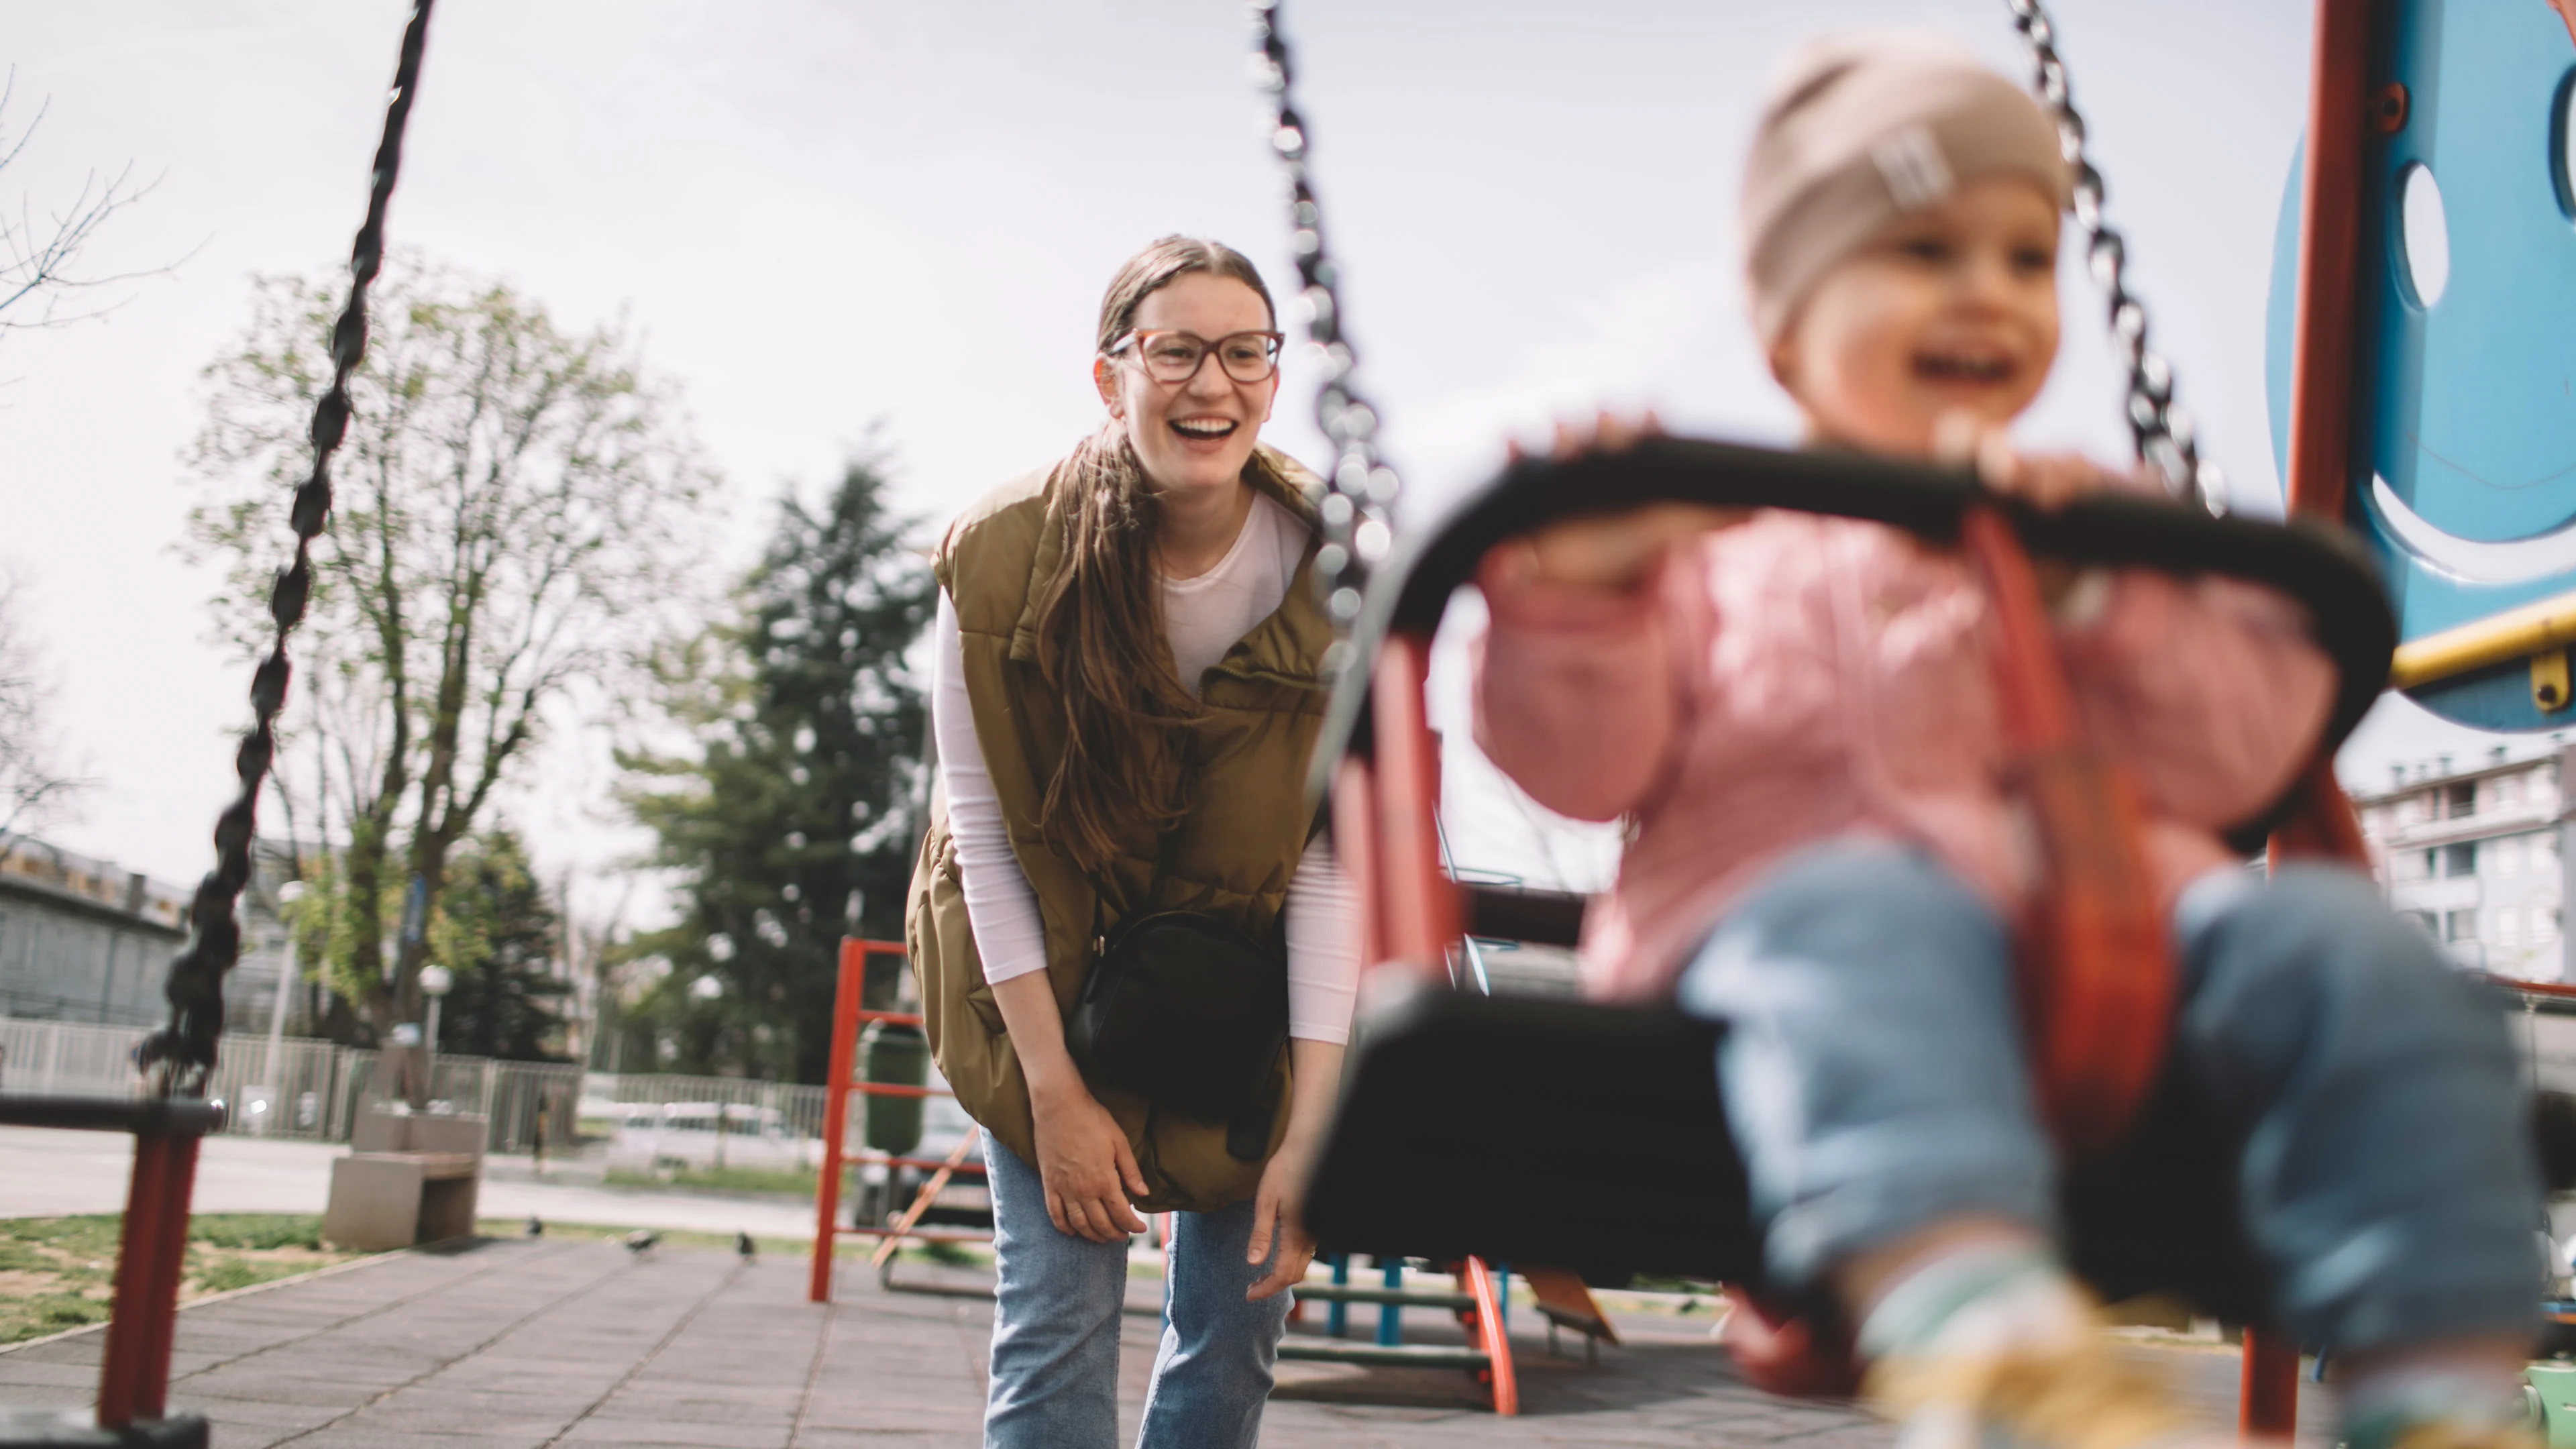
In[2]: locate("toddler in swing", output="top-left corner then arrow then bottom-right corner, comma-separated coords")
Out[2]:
1472,33 -> 2542,1449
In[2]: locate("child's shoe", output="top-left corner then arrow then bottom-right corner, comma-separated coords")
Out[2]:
1863,1336 -> 2216,1449
2345,1371 -> 2545,1449
1856,1240 -> 2220,1449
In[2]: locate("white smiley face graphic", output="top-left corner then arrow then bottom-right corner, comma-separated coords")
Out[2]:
2265,0 -> 2576,727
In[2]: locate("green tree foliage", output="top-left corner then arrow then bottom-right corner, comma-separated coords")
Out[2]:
621,456 -> 933,1081
186,256 -> 712,1046
426,829 -> 570,1061
284,828 -> 570,1059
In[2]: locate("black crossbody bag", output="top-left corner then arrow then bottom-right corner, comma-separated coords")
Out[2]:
1065,842 -> 1291,1161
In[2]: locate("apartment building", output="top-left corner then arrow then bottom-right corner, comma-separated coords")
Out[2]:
2351,747 -> 2573,982
0,833 -> 296,1028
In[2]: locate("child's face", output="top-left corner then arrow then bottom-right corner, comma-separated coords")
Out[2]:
1770,176 -> 2061,458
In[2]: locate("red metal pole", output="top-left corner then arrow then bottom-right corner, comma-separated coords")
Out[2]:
2240,1326 -> 2304,1440
1371,633 -> 1459,969
134,1134 -> 199,1421
1460,1255 -> 1519,1415
2282,0 -> 2377,523
809,938 -> 869,1304
2242,1 -> 2379,1434
97,1132 -> 186,1427
1334,756 -> 1389,971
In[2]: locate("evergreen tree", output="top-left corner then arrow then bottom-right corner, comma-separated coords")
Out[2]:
623,457 -> 934,1082
427,829 -> 572,1061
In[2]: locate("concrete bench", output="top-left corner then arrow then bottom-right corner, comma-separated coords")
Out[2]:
322,1104 -> 487,1251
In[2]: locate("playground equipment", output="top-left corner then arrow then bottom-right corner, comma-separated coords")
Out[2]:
2265,0 -> 2576,731
808,938 -> 995,1302
1255,0 -> 2570,1432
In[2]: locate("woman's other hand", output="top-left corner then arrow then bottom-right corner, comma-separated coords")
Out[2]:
1243,1133 -> 1320,1302
1245,1038 -> 1344,1301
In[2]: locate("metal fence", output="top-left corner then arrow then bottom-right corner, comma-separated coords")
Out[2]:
0,1016 -> 582,1153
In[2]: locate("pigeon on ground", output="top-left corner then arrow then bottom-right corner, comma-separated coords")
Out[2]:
735,1231 -> 756,1261
623,1230 -> 659,1256
525,1214 -> 543,1238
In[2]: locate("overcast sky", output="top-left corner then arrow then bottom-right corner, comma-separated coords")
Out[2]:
0,0 -> 2515,916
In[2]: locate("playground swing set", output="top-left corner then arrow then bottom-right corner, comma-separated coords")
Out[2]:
5,0 -> 2576,1442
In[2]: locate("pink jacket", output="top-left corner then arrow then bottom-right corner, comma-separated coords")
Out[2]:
1470,511 -> 2337,1000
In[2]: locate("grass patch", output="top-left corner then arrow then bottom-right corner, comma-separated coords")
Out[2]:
602,1164 -> 818,1196
0,1214 -> 365,1346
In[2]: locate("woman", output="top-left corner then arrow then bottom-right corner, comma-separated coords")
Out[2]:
906,234 -> 1359,1449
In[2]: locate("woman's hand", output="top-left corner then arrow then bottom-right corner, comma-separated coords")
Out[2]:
1244,1131 -> 1320,1302
985,969 -> 1146,1244
1245,1038 -> 1345,1302
1027,1077 -> 1151,1244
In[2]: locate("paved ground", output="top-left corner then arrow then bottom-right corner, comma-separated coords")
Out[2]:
0,1128 -> 819,1240
0,1238 -> 2339,1447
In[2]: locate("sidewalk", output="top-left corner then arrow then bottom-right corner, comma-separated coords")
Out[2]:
0,1127 -> 820,1240
0,1238 -> 2338,1448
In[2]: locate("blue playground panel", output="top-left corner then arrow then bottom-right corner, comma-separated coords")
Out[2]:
2265,0 -> 2576,731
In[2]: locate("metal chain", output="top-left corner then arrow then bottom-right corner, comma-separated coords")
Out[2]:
136,0 -> 437,1096
2004,0 -> 2226,515
1247,0 -> 1399,662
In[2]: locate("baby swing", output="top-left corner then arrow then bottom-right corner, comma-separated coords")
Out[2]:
1255,0 -> 2576,1429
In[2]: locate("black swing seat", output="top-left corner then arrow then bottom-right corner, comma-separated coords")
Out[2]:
1297,437 -> 2555,1315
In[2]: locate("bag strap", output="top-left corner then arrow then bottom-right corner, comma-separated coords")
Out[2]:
1091,818 -> 1185,954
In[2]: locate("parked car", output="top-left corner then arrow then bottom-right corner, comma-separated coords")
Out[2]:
608,1102 -> 816,1173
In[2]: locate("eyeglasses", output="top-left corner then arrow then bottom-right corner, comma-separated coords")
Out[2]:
1105,329 -> 1286,385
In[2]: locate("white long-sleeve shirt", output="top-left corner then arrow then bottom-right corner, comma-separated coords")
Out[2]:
932,492 -> 1361,1044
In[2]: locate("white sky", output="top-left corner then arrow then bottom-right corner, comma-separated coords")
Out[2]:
0,0 -> 2520,919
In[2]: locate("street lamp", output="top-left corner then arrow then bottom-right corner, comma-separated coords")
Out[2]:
419,963 -> 453,1061
252,880 -> 309,1136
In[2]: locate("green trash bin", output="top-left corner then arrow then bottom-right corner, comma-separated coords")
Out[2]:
861,1019 -> 929,1159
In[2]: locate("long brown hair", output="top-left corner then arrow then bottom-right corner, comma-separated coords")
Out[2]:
1034,235 -> 1292,873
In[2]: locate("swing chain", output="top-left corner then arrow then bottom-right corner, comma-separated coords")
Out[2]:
135,0 -> 436,1097
2002,0 -> 2227,515
1247,0 -> 1397,660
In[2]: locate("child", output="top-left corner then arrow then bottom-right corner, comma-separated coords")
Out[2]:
1472,33 -> 2542,1449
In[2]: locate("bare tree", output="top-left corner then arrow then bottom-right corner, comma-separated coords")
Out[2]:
187,255 -> 714,1047
0,573 -> 85,835
0,68 -> 169,343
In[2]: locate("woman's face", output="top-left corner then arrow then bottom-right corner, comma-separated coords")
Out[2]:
1771,176 -> 2062,458
1095,272 -> 1281,497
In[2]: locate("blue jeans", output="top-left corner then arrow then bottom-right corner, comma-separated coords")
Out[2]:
1676,838 -> 2540,1353
981,1135 -> 1289,1448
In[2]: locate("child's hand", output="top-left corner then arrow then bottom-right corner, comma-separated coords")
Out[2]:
1933,411 -> 2116,511
1490,503 -> 1739,592
1980,448 -> 2114,511
1491,411 -> 1742,591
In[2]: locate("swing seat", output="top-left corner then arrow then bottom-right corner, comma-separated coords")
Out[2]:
1305,970 -> 2274,1320
1302,436 -> 2405,1328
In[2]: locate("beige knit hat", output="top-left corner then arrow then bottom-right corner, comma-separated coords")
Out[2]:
1742,32 -> 2072,346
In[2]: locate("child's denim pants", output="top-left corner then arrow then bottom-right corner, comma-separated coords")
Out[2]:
980,1135 -> 1289,1449
1676,837 -> 2542,1352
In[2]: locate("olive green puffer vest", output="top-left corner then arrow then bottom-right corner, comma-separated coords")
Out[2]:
903,447 -> 1332,1214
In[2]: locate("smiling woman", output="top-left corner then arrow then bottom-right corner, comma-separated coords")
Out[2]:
904,235 -> 1360,1449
